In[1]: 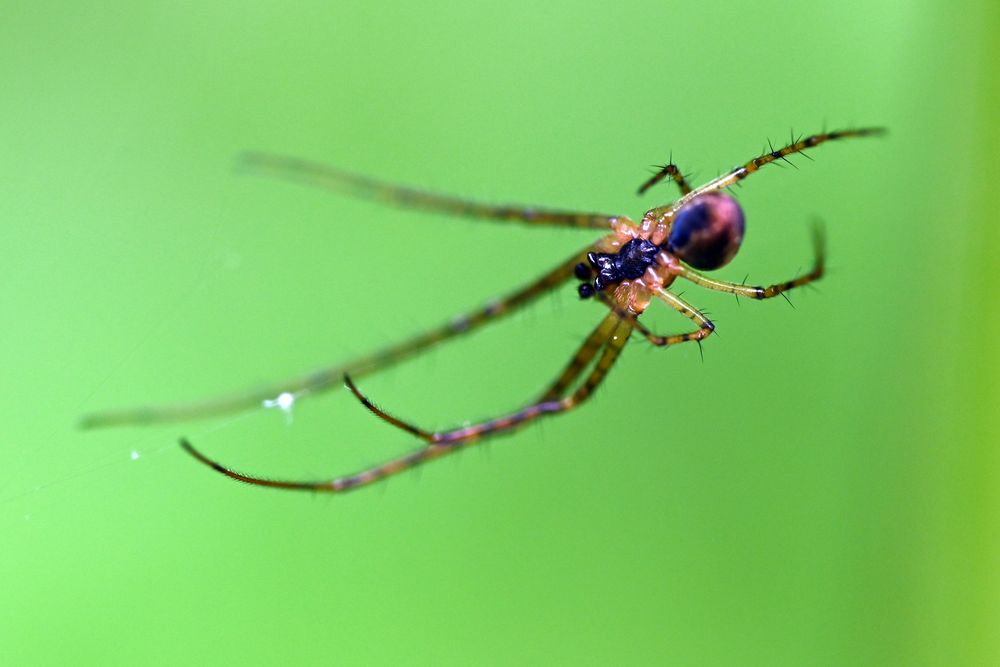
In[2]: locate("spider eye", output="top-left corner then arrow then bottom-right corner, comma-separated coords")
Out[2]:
667,192 -> 745,270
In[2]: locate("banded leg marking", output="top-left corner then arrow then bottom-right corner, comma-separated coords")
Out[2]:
690,127 -> 885,196
678,224 -> 825,299
646,127 -> 886,222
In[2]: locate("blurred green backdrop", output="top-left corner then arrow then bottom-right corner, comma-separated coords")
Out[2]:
1,1 -> 997,665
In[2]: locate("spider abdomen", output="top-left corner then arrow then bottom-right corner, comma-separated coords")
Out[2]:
667,192 -> 745,270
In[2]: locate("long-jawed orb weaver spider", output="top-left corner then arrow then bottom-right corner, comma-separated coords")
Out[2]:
81,127 -> 885,493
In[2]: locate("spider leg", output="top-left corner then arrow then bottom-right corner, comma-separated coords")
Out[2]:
595,290 -> 714,347
637,161 -> 692,196
678,223 -> 825,299
344,312 -> 626,444
179,315 -> 633,493
645,127 -> 885,220
687,127 -> 885,196
538,311 -> 621,401
239,152 -> 622,230
80,246 -> 597,429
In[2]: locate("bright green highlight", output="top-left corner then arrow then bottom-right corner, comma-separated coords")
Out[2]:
0,1 -> 996,665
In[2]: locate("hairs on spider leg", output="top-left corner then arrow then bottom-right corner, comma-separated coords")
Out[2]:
796,130 -> 816,160
775,137 -> 795,166
765,139 -> 790,169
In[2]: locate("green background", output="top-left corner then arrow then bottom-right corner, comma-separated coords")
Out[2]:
2,1 -> 997,664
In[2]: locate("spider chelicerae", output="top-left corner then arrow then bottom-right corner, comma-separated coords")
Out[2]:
81,127 -> 884,493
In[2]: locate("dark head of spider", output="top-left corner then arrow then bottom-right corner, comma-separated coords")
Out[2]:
576,191 -> 745,299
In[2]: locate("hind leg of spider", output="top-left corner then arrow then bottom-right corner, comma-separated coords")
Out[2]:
637,160 -> 692,196
180,316 -> 633,493
595,289 -> 714,347
678,224 -> 825,300
80,245 -> 597,429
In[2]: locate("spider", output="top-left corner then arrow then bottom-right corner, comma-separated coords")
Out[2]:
81,127 -> 884,493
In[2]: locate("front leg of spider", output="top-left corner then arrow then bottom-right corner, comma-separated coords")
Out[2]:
637,159 -> 693,196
